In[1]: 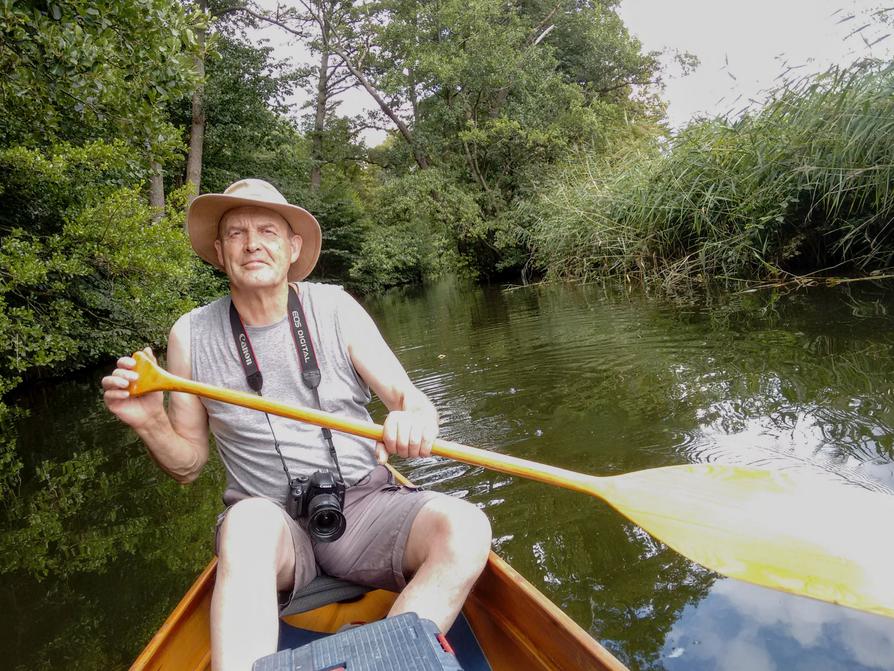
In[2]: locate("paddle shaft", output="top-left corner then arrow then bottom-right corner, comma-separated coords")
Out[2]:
128,353 -> 894,619
130,354 -> 598,497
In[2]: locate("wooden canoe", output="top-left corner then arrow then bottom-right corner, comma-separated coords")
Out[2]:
131,468 -> 629,671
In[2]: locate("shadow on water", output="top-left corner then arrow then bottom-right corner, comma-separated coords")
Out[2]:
2,277 -> 893,669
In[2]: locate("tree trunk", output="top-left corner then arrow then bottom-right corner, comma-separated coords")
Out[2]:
331,45 -> 429,170
310,38 -> 330,192
408,67 -> 418,126
185,0 -> 207,208
149,159 -> 165,222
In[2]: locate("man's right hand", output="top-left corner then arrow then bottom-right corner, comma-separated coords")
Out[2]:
102,347 -> 165,430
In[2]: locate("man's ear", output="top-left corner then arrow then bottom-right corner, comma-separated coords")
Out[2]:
214,239 -> 224,267
290,234 -> 303,264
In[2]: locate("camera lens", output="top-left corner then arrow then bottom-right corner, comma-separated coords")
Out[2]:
308,493 -> 346,542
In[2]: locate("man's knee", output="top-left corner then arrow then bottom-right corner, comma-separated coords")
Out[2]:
218,498 -> 291,574
415,497 -> 492,570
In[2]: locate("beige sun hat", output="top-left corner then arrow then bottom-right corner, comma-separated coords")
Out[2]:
186,179 -> 322,281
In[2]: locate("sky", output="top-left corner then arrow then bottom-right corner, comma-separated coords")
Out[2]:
618,0 -> 894,130
251,0 -> 894,145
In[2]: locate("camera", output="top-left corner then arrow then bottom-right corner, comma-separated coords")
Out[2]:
286,470 -> 346,543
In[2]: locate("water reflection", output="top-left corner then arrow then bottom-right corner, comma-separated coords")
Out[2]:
690,410 -> 894,493
369,280 -> 894,670
662,579 -> 894,671
0,369 -> 225,669
3,279 -> 894,669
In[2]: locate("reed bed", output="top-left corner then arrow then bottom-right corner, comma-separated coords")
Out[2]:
525,60 -> 894,287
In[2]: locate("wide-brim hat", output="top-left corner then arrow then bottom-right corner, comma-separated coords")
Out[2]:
186,179 -> 321,281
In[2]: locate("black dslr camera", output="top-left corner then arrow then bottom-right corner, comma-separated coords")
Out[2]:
286,470 -> 346,543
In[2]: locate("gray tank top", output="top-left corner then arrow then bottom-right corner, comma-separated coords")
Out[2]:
189,282 -> 378,503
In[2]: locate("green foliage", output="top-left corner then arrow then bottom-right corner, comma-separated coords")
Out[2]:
308,182 -> 370,280
0,141 -> 222,394
349,169 -> 478,290
186,34 -> 306,194
0,0 -> 203,154
357,0 -> 662,277
291,118 -> 371,280
525,60 -> 894,286
0,403 -> 23,502
542,0 -> 662,107
349,227 -> 428,291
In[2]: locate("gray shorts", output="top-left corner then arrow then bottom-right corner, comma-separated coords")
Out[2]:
215,465 -> 440,613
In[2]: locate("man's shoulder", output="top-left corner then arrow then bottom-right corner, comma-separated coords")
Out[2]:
302,281 -> 346,298
302,282 -> 368,328
183,294 -> 230,325
302,281 -> 355,308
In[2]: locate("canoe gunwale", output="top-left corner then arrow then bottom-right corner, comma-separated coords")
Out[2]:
130,559 -> 216,670
467,552 -> 627,670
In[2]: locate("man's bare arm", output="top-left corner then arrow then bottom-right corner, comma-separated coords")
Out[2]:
102,314 -> 210,483
342,295 -> 438,460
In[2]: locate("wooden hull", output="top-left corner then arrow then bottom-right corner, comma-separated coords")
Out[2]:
131,468 -> 628,671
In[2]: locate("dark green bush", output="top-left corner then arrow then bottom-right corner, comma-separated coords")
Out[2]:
0,141 -> 223,397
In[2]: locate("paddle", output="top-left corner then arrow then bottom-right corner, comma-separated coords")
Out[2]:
128,351 -> 894,620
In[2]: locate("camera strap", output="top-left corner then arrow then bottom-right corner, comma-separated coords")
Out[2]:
228,283 -> 345,484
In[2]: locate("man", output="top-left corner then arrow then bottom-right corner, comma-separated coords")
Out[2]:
102,179 -> 492,671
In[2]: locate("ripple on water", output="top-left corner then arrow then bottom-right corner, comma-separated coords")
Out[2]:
681,403 -> 894,494
365,282 -> 894,671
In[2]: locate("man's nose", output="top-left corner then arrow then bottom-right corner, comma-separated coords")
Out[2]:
243,228 -> 261,251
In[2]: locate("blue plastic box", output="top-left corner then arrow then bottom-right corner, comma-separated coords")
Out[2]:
253,612 -> 464,671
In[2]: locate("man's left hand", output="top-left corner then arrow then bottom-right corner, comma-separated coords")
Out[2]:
376,411 -> 439,463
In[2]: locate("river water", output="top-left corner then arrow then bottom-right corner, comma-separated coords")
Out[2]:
2,279 -> 893,670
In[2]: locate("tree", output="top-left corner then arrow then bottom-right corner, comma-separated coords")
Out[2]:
176,33 -> 303,192
230,1 -> 431,170
289,0 -> 366,190
351,0 -> 662,276
0,0 -> 204,193
0,142 -> 223,400
169,27 -> 373,280
185,0 -> 210,202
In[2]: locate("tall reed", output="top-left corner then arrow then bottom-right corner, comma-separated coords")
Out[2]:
524,59 -> 894,286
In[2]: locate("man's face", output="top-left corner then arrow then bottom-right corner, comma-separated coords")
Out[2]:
214,206 -> 302,289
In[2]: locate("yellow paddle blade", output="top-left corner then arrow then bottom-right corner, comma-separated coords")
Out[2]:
128,352 -> 894,619
592,465 -> 894,619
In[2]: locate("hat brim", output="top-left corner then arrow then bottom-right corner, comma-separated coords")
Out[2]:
186,193 -> 321,281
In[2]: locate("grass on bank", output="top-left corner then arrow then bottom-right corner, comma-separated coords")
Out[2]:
523,59 -> 894,288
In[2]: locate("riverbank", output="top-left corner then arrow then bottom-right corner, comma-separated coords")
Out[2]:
524,60 -> 894,290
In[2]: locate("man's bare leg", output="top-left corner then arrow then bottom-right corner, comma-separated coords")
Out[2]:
389,496 -> 492,632
211,498 -> 297,671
